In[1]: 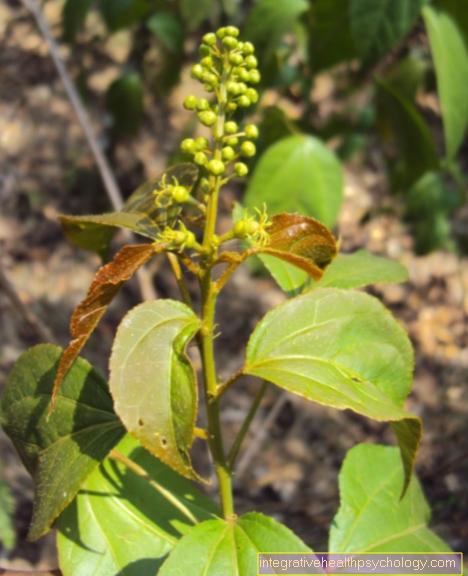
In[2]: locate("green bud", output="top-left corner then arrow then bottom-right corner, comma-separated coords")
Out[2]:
194,152 -> 208,166
238,95 -> 251,108
172,186 -> 190,203
191,64 -> 204,79
217,27 -> 227,38
245,55 -> 258,69
241,141 -> 256,157
183,95 -> 197,110
201,56 -> 213,68
226,26 -> 239,37
195,137 -> 209,151
200,178 -> 210,192
248,69 -> 261,84
238,82 -> 247,94
245,124 -> 259,139
227,137 -> 239,146
222,146 -> 236,161
206,159 -> 226,175
226,82 -> 240,96
246,88 -> 258,103
226,102 -> 238,113
225,121 -> 238,134
222,36 -> 238,50
233,220 -> 249,238
204,73 -> 218,86
243,42 -> 255,55
203,32 -> 217,46
204,84 -> 215,92
181,138 -> 197,154
237,42 -> 244,50
229,53 -> 244,66
198,110 -> 217,126
238,68 -> 251,82
197,98 -> 210,111
199,44 -> 211,56
234,162 -> 249,177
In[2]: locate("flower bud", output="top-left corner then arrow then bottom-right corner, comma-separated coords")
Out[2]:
229,53 -> 244,66
196,98 -> 210,111
246,88 -> 258,103
238,68 -> 251,82
172,186 -> 190,203
226,102 -> 238,113
200,178 -> 210,192
191,64 -> 204,79
222,146 -> 236,161
183,95 -> 197,110
234,162 -> 249,177
204,84 -> 215,92
238,82 -> 248,94
225,121 -> 238,134
245,55 -> 258,69
222,36 -> 238,50
240,141 -> 256,157
201,56 -> 213,68
199,44 -> 211,56
243,42 -> 255,55
227,137 -> 239,147
203,32 -> 217,46
238,95 -> 251,108
206,159 -> 226,175
194,152 -> 208,166
245,124 -> 259,139
195,137 -> 209,151
226,26 -> 239,37
181,138 -> 197,154
248,70 -> 261,84
226,82 -> 240,95
198,111 -> 217,126
217,27 -> 227,38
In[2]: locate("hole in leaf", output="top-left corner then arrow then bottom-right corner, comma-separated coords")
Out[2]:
351,377 -> 361,383
161,438 -> 167,448
138,418 -> 144,426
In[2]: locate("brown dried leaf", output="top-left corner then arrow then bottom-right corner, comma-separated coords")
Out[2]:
51,244 -> 158,409
258,213 -> 338,280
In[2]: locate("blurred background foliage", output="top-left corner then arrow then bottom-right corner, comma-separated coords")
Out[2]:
57,0 -> 468,256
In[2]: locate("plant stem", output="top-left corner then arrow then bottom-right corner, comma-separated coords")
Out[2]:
108,450 -> 199,524
226,380 -> 269,471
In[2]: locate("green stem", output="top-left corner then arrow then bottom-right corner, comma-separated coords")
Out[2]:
226,381 -> 269,471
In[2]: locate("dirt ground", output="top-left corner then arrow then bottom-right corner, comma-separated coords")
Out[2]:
1,0 -> 467,571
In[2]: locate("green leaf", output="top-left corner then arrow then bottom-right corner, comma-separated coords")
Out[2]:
110,300 -> 203,481
159,512 -> 311,575
375,76 -> 438,190
244,0 -> 309,64
330,444 -> 452,552
180,0 -> 215,29
261,256 -> 309,295
147,13 -> 184,55
59,163 -> 199,257
0,475 -> 15,550
106,73 -> 144,137
0,344 -> 125,541
57,435 -> 219,576
62,0 -> 93,43
245,135 -> 343,229
434,0 -> 468,51
244,288 -> 420,494
309,250 -> 409,290
422,6 -> 468,160
99,0 -> 149,31
350,0 -> 424,63
308,0 -> 357,72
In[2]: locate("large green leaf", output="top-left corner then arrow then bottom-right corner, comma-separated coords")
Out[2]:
245,135 -> 343,229
309,250 -> 409,290
330,444 -> 452,552
106,73 -> 144,137
99,0 -> 149,31
159,512 -> 311,575
0,344 -> 125,541
57,435 -> 219,576
375,76 -> 438,190
244,288 -> 420,493
109,300 -> 202,481
244,0 -> 309,64
350,0 -> 424,63
147,13 -> 184,55
422,6 -> 468,160
180,0 -> 216,28
62,0 -> 93,43
434,0 -> 468,50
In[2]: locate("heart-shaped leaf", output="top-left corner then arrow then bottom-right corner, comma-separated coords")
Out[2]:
255,213 -> 338,281
330,444 -> 452,552
109,300 -> 203,481
309,250 -> 409,290
0,344 -> 125,541
59,163 -> 199,257
52,243 -> 158,408
57,435 -> 220,576
244,288 -> 420,495
159,512 -> 311,576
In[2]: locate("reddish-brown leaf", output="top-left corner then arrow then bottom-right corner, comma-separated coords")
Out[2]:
258,213 -> 338,280
51,244 -> 157,409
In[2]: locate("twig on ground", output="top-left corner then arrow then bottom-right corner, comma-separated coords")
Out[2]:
19,0 -> 156,301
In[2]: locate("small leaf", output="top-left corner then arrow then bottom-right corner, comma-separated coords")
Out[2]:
57,435 -> 219,576
109,300 -> 203,481
244,288 -> 420,494
0,344 -> 125,541
0,475 -> 15,550
99,0 -> 149,31
52,244 -> 157,407
261,257 -> 309,296
180,0 -> 215,29
375,76 -> 438,190
62,0 -> 93,43
255,213 -> 338,281
245,135 -> 343,229
106,73 -> 144,137
159,512 -> 311,575
350,0 -> 424,63
330,444 -> 453,552
59,163 -> 199,257
310,250 -> 409,290
147,13 -> 184,55
422,6 -> 468,160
